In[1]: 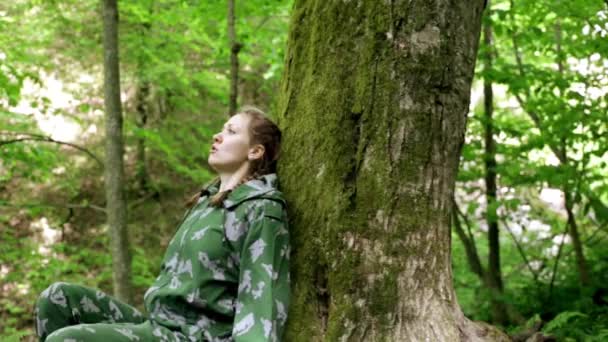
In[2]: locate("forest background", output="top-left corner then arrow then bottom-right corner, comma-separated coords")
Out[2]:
1,0 -> 607,341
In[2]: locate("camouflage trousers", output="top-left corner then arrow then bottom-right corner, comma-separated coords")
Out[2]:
34,282 -> 183,342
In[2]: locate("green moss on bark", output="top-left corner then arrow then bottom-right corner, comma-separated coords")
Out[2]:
278,0 -> 487,340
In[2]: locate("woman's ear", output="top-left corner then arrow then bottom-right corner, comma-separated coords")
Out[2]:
248,144 -> 265,161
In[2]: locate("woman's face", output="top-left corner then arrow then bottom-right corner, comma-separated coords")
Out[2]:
208,113 -> 253,173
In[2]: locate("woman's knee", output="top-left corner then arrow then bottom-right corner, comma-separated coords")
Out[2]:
36,282 -> 74,314
40,282 -> 74,298
45,325 -> 93,342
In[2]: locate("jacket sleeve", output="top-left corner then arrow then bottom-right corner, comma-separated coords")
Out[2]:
232,200 -> 290,342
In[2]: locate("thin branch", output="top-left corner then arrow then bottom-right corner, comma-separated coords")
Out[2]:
127,190 -> 159,210
507,3 -> 608,226
0,200 -> 107,213
0,132 -> 104,167
510,40 -> 566,162
548,221 -> 569,301
253,16 -> 272,33
501,217 -> 542,289
508,0 -> 567,163
584,214 -> 608,245
453,197 -> 479,249
452,197 -> 486,278
1,193 -> 163,217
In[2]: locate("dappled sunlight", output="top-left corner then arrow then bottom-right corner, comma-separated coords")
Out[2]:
12,74 -> 83,142
547,234 -> 571,257
30,217 -> 61,259
539,188 -> 565,213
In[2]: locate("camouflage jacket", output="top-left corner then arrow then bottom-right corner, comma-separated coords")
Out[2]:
144,174 -> 290,341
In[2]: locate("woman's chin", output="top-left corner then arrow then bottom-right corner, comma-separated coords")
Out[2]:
207,157 -> 219,170
207,159 -> 233,173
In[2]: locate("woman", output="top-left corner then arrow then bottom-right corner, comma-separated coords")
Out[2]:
35,107 -> 290,342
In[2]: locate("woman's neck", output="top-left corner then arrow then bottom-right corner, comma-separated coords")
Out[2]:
218,163 -> 251,192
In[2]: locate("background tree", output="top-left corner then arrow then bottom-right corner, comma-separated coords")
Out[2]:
481,10 -> 510,325
102,0 -> 132,302
0,0 -> 292,337
227,0 -> 240,116
453,0 -> 608,339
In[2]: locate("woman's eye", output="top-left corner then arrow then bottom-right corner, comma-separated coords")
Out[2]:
228,129 -> 236,134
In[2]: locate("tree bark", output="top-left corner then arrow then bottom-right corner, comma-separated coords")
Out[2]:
227,0 -> 241,116
102,0 -> 132,302
278,1 -> 507,340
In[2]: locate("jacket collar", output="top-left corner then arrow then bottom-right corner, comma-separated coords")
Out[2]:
202,173 -> 285,209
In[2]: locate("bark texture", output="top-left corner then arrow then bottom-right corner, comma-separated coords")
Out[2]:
102,0 -> 133,303
278,0 -> 507,341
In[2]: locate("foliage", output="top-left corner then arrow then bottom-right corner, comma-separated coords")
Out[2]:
1,0 -> 607,338
454,0 -> 608,337
1,0 -> 292,335
541,310 -> 608,341
0,330 -> 31,342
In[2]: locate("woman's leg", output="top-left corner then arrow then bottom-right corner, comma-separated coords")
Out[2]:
45,320 -> 188,342
35,282 -> 145,341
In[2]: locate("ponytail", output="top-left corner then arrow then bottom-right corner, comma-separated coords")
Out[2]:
185,172 -> 263,208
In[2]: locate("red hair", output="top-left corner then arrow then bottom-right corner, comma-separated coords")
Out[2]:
187,106 -> 282,208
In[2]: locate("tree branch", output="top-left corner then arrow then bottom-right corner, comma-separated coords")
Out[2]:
452,197 -> 486,278
548,221 -> 569,301
507,3 -> 608,226
0,200 -> 107,213
0,131 -> 104,167
501,216 -> 542,289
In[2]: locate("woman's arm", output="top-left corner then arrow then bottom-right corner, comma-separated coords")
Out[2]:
232,199 -> 290,342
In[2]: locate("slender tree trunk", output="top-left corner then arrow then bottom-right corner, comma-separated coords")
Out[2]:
102,0 -> 132,302
555,21 -> 589,287
227,0 -> 241,116
134,19 -> 152,195
135,81 -> 150,194
564,191 -> 590,286
279,1 -> 507,340
482,14 -> 509,325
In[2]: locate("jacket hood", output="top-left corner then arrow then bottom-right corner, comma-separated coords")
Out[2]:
203,173 -> 286,209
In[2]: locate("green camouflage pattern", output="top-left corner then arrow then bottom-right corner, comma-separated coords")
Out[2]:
35,174 -> 290,342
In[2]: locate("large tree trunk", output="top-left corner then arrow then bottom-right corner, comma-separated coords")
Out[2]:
102,0 -> 132,302
278,0 -> 507,341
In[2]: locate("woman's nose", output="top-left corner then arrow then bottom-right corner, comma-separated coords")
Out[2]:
213,133 -> 222,143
